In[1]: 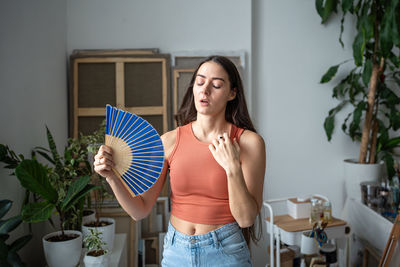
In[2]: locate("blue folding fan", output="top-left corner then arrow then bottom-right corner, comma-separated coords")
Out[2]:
105,105 -> 165,196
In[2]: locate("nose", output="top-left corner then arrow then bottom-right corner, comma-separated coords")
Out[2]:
200,81 -> 211,95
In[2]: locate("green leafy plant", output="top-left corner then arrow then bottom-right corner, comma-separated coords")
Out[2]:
1,127 -> 99,237
317,0 -> 400,178
0,199 -> 32,267
21,127 -> 100,235
78,120 -> 115,225
15,159 -> 96,237
83,228 -> 107,257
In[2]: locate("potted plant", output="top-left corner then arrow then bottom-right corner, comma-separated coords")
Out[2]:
81,178 -> 116,253
0,199 -> 32,267
316,0 -> 400,199
83,228 -> 109,267
0,127 -> 98,267
80,120 -> 116,252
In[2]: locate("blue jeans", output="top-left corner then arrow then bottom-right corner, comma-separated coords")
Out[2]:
161,222 -> 252,267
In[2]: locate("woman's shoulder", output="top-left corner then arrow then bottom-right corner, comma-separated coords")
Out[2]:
240,130 -> 265,151
161,129 -> 178,159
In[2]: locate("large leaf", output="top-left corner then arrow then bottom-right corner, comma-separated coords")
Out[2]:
324,116 -> 335,141
341,0 -> 353,13
15,160 -> 57,203
0,201 -> 12,220
392,1 -> 400,46
321,65 -> 339,83
324,101 -> 347,141
316,0 -> 338,24
32,148 -> 55,165
64,184 -> 99,211
353,30 -> 365,66
0,216 -> 21,235
362,59 -> 373,86
45,126 -> 63,174
380,11 -> 394,57
390,110 -> 400,130
349,101 -> 365,139
9,235 -> 32,253
21,202 -> 54,223
382,136 -> 400,150
61,176 -> 91,210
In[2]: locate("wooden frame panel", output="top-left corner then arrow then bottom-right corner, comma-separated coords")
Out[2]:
70,55 -> 170,138
173,69 -> 195,128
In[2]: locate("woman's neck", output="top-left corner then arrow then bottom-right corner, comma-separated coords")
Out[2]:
192,115 -> 231,142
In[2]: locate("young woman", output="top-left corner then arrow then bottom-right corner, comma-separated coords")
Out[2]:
94,56 -> 266,266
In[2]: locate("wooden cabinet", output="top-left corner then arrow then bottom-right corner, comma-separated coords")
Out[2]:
69,49 -> 171,138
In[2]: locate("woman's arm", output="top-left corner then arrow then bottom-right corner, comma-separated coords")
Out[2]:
94,130 -> 176,221
209,131 -> 266,228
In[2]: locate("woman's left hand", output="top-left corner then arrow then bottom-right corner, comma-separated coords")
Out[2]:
209,132 -> 241,173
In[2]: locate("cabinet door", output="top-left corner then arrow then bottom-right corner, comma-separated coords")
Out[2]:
69,52 -> 171,138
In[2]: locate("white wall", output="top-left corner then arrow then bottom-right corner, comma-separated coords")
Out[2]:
0,1 -> 67,266
252,1 -> 360,265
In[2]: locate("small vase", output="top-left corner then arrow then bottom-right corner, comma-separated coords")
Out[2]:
83,253 -> 109,267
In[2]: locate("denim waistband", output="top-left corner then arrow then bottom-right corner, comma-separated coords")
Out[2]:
166,221 -> 240,248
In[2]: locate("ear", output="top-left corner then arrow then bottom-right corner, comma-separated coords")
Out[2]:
228,88 -> 237,101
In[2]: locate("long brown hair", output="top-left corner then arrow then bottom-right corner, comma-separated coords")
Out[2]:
175,55 -> 262,246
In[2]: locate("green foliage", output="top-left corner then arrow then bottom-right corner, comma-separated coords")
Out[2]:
83,228 -> 107,255
316,0 -> 400,179
13,158 -> 97,234
0,200 -> 32,267
0,121 -> 109,235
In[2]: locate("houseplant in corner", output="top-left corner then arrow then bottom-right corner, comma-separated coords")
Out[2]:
83,228 -> 109,267
0,127 -> 98,267
0,199 -> 32,267
316,0 -> 400,199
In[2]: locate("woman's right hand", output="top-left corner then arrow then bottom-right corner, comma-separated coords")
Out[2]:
94,145 -> 116,179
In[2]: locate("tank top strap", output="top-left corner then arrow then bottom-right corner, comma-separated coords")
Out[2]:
230,124 -> 245,142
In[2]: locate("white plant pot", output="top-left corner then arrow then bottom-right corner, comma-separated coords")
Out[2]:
82,217 -> 115,252
300,231 -> 318,255
42,230 -> 82,267
82,209 -> 96,225
83,253 -> 109,267
343,159 -> 384,201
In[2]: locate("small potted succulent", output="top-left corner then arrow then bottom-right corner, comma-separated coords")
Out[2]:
83,228 -> 109,267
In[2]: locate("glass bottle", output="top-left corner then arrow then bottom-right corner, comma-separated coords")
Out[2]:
309,198 -> 319,224
323,201 -> 332,223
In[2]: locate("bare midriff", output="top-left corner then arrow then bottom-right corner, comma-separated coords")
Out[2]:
170,215 -> 226,235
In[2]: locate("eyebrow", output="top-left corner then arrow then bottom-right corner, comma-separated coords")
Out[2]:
197,74 -> 225,82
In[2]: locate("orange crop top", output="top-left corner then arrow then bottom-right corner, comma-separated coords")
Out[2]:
167,122 -> 244,225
